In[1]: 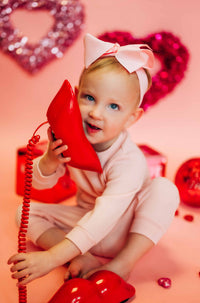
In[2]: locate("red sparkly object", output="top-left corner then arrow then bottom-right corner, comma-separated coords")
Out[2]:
98,31 -> 189,111
157,277 -> 171,289
175,158 -> 200,207
0,0 -> 85,74
183,214 -> 194,222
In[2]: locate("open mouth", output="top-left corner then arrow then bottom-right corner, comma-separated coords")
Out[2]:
86,122 -> 101,131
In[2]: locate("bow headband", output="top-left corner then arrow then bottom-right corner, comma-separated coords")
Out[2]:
84,33 -> 155,106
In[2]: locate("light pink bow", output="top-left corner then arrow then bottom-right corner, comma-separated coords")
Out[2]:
84,33 -> 155,105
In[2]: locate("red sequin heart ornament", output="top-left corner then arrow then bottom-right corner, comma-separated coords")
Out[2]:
98,31 -> 189,111
0,0 -> 85,73
175,158 -> 200,207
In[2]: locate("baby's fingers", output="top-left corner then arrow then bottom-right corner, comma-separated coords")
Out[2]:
47,127 -> 62,149
10,260 -> 26,273
17,273 -> 35,286
52,145 -> 71,163
11,268 -> 30,280
8,253 -> 26,265
53,144 -> 68,156
47,127 -> 54,141
59,156 -> 71,164
51,139 -> 63,151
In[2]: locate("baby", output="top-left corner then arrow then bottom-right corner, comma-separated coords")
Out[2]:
8,34 -> 179,286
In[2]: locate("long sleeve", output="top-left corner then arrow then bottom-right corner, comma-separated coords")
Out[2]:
66,145 -> 149,254
32,156 -> 66,189
31,131 -> 150,255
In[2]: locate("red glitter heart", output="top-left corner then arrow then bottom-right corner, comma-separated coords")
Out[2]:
98,31 -> 190,111
0,0 -> 85,74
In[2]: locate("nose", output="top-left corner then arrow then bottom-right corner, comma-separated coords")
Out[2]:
89,105 -> 103,120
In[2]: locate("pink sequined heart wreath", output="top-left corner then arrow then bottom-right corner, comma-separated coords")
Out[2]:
0,0 -> 84,74
98,31 -> 190,111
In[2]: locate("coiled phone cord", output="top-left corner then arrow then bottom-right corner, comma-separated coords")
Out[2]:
17,121 -> 48,303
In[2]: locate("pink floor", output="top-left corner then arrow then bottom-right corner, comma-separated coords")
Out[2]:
1,134 -> 200,303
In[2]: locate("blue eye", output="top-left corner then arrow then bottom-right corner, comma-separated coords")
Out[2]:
86,95 -> 94,101
109,103 -> 119,110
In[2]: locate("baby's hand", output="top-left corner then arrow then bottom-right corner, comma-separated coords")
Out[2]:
39,127 -> 71,176
8,251 -> 55,286
47,127 -> 71,164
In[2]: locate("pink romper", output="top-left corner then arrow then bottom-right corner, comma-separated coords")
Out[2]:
17,131 -> 179,258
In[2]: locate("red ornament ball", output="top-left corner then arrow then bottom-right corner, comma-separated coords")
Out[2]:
175,158 -> 200,207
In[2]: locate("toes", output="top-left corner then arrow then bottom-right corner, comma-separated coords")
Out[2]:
82,269 -> 96,279
64,265 -> 81,281
64,270 -> 71,281
70,267 -> 81,278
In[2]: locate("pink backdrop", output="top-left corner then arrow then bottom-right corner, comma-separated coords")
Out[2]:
1,0 -> 200,181
1,1 -> 200,302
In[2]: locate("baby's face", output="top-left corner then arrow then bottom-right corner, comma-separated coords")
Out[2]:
77,67 -> 142,152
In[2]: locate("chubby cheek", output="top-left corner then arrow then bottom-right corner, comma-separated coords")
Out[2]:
108,116 -> 125,129
78,105 -> 86,122
79,103 -> 88,116
79,107 -> 92,136
104,121 -> 121,136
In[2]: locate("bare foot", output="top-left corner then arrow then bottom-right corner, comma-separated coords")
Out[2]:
64,252 -> 102,280
83,258 -> 131,281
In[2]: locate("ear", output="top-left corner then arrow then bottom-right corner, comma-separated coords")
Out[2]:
124,108 -> 144,129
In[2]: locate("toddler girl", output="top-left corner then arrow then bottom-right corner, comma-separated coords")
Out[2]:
8,34 -> 179,285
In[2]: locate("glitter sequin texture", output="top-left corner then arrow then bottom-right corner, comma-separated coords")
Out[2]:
175,158 -> 200,207
0,0 -> 85,73
98,31 -> 190,111
157,277 -> 171,289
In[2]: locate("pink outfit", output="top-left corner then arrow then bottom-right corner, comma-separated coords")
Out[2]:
19,131 -> 179,257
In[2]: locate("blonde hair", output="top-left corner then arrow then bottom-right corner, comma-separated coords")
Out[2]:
79,56 -> 152,105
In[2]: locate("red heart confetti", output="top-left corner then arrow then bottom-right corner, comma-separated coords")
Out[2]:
157,277 -> 171,289
183,214 -> 194,222
175,209 -> 179,216
0,0 -> 85,74
98,31 -> 190,111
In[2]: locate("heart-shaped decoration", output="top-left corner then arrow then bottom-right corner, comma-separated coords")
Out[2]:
0,0 -> 85,74
98,31 -> 190,111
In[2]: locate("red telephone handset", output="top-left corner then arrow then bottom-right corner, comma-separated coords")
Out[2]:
47,80 -> 102,173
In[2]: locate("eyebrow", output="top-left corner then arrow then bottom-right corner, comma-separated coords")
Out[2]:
80,88 -> 95,96
80,84 -> 94,93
